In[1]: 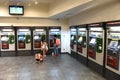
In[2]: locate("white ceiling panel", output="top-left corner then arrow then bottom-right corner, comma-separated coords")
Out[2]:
0,0 -> 56,3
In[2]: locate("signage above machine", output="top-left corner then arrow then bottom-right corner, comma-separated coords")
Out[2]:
106,21 -> 120,26
88,23 -> 102,27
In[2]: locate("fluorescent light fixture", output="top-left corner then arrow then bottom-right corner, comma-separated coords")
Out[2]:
71,29 -> 76,31
18,29 -> 29,32
2,29 -> 13,32
110,27 -> 120,31
35,1 -> 38,5
90,28 -> 102,31
50,29 -> 60,32
35,29 -> 44,32
78,28 -> 86,31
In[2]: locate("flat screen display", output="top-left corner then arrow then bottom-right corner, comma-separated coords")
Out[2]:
9,5 -> 24,15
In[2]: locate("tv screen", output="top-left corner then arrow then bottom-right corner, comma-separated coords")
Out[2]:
9,5 -> 24,15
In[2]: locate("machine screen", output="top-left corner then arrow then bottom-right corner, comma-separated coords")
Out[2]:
18,36 -> 25,41
1,36 -> 9,41
71,36 -> 74,40
78,37 -> 83,42
90,38 -> 96,44
34,36 -> 40,40
108,41 -> 118,48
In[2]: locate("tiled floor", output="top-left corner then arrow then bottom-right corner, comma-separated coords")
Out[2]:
0,54 -> 106,80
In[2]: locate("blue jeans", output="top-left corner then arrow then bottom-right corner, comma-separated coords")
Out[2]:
54,44 -> 58,54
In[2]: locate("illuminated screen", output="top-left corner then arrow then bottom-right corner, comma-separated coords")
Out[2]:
18,36 -> 25,41
78,37 -> 83,42
90,38 -> 96,44
9,5 -> 24,15
71,36 -> 74,40
34,36 -> 40,40
108,41 -> 118,48
1,36 -> 9,41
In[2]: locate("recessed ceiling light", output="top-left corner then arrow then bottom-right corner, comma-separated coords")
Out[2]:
28,3 -> 31,6
35,1 -> 38,5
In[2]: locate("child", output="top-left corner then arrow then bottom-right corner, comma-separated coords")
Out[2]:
35,53 -> 43,62
41,40 -> 48,58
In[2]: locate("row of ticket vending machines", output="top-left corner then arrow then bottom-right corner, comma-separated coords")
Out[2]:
0,27 -> 61,56
70,21 -> 120,80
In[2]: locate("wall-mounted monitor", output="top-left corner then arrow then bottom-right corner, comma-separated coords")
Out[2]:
9,5 -> 24,15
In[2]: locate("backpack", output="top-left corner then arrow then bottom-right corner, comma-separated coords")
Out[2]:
56,38 -> 60,46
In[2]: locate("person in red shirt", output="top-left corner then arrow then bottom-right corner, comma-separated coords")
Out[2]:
53,35 -> 59,56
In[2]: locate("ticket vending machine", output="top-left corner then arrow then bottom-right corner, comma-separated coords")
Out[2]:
33,28 -> 46,49
18,35 -> 25,49
70,26 -> 77,58
48,27 -> 61,54
88,23 -> 104,74
77,26 -> 87,64
17,28 -> 31,55
88,35 -> 96,59
105,21 -> 120,80
0,28 -> 15,56
1,35 -> 9,49
77,27 -> 86,54
107,40 -> 119,69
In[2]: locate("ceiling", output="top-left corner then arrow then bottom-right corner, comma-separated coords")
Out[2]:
0,0 -> 116,19
50,0 -> 116,19
1,0 -> 56,3
0,0 -> 57,6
